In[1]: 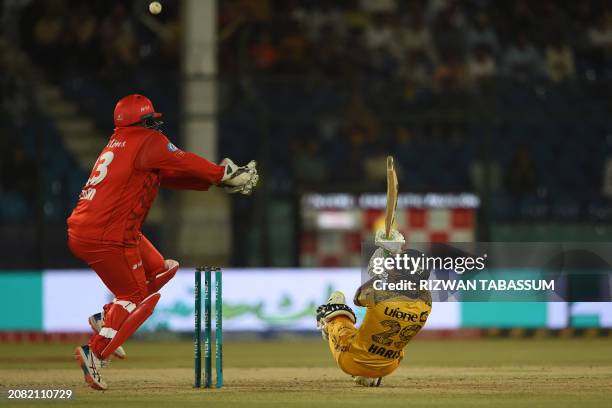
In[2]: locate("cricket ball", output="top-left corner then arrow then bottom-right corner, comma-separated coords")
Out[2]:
149,1 -> 162,15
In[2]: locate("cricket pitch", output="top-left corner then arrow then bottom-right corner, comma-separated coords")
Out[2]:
1,338 -> 611,407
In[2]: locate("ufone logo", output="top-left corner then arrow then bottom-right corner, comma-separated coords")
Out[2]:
383,307 -> 428,323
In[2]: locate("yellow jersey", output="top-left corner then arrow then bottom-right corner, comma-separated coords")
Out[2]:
350,283 -> 431,369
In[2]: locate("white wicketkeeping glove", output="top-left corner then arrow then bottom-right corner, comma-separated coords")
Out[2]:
219,158 -> 259,195
374,228 -> 405,254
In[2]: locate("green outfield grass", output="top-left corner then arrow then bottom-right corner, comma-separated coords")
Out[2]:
1,337 -> 611,407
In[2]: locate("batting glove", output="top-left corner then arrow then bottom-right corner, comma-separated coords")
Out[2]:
374,228 -> 405,254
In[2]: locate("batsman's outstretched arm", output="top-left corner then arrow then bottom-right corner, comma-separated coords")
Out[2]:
354,228 -> 407,307
353,276 -> 376,308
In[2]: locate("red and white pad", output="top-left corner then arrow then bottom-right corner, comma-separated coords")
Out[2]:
146,259 -> 179,294
98,293 -> 161,359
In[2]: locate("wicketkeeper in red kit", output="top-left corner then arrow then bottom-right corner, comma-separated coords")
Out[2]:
67,94 -> 258,390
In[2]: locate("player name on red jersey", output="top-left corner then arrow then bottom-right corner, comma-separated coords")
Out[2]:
107,139 -> 127,149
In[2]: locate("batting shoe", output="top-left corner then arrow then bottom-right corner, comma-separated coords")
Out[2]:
316,291 -> 356,340
353,376 -> 383,387
88,312 -> 126,359
74,345 -> 108,391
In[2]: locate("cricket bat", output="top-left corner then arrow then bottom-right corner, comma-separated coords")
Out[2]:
384,156 -> 398,239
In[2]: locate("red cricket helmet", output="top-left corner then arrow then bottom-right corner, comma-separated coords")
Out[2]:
113,94 -> 162,127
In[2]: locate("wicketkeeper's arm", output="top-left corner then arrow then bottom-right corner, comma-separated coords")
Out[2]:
136,131 -> 225,188
159,171 -> 213,190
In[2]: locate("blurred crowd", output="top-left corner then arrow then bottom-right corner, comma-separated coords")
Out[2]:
18,0 -> 181,79
218,0 -> 612,221
2,0 -> 612,225
1,0 -> 183,224
220,0 -> 612,87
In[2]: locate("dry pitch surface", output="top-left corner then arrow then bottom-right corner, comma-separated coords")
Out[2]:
1,338 -> 611,407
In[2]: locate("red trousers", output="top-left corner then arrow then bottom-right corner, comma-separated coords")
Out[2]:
68,233 -> 165,304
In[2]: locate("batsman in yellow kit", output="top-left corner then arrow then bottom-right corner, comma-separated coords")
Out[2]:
316,229 -> 432,387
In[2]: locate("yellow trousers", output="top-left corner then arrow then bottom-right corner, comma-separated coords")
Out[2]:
325,297 -> 431,378
326,316 -> 399,378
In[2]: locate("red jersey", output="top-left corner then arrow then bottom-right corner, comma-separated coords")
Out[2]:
67,127 -> 224,246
